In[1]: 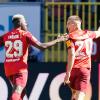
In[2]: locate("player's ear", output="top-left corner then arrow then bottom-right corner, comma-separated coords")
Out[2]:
18,21 -> 21,27
21,22 -> 27,31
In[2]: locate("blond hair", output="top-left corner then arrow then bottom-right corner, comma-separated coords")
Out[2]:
12,14 -> 26,21
67,15 -> 81,27
67,15 -> 81,22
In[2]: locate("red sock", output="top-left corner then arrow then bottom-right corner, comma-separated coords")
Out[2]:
10,92 -> 21,100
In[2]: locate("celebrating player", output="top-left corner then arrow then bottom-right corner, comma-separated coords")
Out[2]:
0,14 -> 66,100
64,15 -> 100,100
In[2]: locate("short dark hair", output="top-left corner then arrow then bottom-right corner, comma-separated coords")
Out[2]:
12,14 -> 25,28
12,18 -> 21,28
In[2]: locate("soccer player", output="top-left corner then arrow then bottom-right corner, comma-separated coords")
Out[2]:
64,15 -> 100,100
0,14 -> 65,100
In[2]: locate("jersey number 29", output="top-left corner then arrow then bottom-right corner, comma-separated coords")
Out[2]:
5,40 -> 23,58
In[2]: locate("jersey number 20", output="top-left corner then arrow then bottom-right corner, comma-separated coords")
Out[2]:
75,39 -> 92,56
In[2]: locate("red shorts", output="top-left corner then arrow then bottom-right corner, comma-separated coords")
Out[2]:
69,68 -> 91,92
8,72 -> 28,88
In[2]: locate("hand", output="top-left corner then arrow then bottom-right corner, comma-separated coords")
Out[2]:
57,33 -> 61,38
64,72 -> 70,85
63,33 -> 68,36
63,33 -> 69,39
57,33 -> 68,42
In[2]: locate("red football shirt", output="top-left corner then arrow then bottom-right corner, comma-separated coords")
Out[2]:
66,30 -> 96,68
1,28 -> 37,76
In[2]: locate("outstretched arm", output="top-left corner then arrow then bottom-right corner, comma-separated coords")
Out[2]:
94,26 -> 100,38
26,33 -> 66,50
33,38 -> 60,50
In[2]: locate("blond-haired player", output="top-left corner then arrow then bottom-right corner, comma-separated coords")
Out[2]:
64,15 -> 100,100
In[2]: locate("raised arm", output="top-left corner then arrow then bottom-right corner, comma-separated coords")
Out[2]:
94,26 -> 100,38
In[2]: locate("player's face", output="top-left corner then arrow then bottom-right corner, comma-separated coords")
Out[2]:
67,21 -> 77,33
20,18 -> 28,31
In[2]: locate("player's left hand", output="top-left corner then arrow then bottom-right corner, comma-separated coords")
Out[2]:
64,72 -> 70,85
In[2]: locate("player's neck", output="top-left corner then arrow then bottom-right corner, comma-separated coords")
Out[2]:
15,27 -> 21,30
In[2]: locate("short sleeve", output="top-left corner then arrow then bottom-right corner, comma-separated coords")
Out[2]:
25,32 -> 38,45
66,39 -> 74,49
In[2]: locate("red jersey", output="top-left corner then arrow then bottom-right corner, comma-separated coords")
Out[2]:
0,28 -> 37,76
66,30 -> 96,68
91,37 -> 100,62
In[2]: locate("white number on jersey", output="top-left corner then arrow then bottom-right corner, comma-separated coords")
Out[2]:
5,40 -> 23,58
92,42 -> 97,55
75,39 -> 93,56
